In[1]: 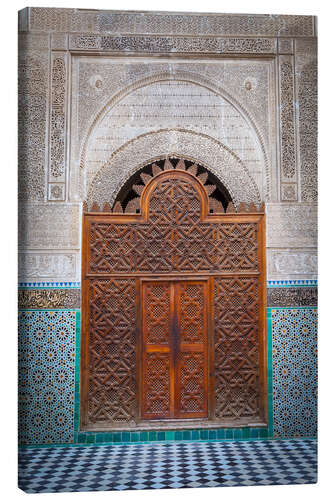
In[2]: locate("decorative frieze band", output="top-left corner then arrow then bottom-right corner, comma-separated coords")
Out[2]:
267,287 -> 317,307
69,34 -> 277,54
23,8 -> 315,37
267,248 -> 317,281
18,289 -> 81,309
18,252 -> 78,280
18,285 -> 318,308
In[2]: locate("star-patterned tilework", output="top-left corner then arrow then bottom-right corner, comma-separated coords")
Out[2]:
18,310 -> 77,445
272,308 -> 317,438
18,439 -> 317,493
18,303 -> 317,445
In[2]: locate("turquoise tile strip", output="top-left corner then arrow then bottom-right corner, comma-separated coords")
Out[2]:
18,282 -> 81,288
267,280 -> 317,288
74,311 -> 81,436
266,310 -> 274,438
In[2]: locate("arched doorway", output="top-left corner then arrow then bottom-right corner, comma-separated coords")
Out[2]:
80,159 -> 267,431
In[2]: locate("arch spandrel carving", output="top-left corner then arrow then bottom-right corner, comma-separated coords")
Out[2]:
86,130 -> 261,210
75,71 -> 269,203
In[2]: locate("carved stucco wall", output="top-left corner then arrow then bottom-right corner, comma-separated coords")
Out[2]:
18,7 -> 317,284
71,59 -> 274,206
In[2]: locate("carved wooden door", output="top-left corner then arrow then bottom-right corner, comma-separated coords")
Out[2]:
142,280 -> 208,419
81,160 -> 267,432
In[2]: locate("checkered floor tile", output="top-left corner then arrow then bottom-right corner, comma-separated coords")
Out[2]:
18,439 -> 317,493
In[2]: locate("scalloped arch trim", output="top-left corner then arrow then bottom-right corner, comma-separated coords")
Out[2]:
87,129 -> 261,208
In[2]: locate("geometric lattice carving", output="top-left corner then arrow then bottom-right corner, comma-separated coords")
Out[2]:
113,159 -> 226,215
179,284 -> 204,343
143,353 -> 171,418
87,279 -> 136,425
88,175 -> 259,275
89,220 -> 258,274
144,283 -> 170,345
178,282 -> 207,418
180,352 -> 206,415
148,176 -> 202,224
214,277 -> 261,420
142,281 -> 172,419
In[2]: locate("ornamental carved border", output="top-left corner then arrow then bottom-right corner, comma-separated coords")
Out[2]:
279,55 -> 297,201
23,8 -> 315,37
86,130 -> 262,210
267,287 -> 317,307
69,34 -> 277,54
18,289 -> 81,309
48,52 -> 67,201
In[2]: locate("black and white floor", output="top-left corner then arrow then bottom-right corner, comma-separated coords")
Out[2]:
18,439 -> 317,493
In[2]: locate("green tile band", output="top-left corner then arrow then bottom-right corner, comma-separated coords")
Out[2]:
74,311 -> 81,434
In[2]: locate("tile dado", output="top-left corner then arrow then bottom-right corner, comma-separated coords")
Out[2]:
270,308 -> 317,438
18,310 -> 77,445
18,295 -> 316,445
18,308 -> 273,447
18,289 -> 81,310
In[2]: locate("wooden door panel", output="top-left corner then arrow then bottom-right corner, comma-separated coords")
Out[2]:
143,352 -> 172,419
178,352 -> 207,418
142,279 -> 208,420
142,281 -> 174,419
176,282 -> 208,418
214,277 -> 261,420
